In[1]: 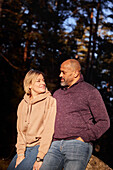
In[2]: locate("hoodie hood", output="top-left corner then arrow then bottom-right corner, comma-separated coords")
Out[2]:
23,89 -> 51,124
23,88 -> 51,104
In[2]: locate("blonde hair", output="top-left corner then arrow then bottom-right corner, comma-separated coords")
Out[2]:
23,69 -> 44,95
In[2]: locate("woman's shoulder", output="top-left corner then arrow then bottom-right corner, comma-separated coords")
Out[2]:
47,94 -> 56,101
17,98 -> 25,110
46,95 -> 56,107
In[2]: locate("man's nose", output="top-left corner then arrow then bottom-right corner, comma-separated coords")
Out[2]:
59,72 -> 62,77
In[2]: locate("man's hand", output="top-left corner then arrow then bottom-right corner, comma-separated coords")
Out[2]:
76,137 -> 84,142
15,155 -> 25,168
33,161 -> 43,170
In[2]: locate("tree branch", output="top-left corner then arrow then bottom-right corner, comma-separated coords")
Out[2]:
0,53 -> 24,71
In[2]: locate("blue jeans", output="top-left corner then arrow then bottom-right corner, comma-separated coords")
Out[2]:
40,140 -> 93,170
7,145 -> 39,170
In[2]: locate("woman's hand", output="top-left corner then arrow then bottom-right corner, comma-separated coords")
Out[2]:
33,161 -> 43,170
15,155 -> 25,168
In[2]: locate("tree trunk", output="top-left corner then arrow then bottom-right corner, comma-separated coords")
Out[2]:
90,0 -> 101,82
86,8 -> 93,82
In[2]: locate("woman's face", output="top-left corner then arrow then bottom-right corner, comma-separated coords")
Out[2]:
30,74 -> 46,96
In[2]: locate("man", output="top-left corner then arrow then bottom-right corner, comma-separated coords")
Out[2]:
40,59 -> 110,170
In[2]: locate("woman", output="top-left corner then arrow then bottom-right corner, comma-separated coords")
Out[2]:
7,69 -> 56,170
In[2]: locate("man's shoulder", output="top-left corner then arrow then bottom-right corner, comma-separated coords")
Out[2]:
78,81 -> 100,96
81,81 -> 97,91
53,88 -> 61,97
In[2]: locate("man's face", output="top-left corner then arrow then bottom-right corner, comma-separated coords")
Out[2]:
59,63 -> 75,88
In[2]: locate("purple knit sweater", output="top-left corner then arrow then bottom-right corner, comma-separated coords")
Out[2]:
53,75 -> 110,142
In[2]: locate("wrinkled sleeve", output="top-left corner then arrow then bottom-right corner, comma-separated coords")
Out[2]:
87,89 -> 110,141
16,101 -> 26,155
37,97 -> 56,159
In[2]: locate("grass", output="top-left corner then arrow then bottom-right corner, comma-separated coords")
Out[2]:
0,159 -> 11,170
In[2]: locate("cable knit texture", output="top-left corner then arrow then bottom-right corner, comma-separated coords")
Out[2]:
53,75 -> 110,142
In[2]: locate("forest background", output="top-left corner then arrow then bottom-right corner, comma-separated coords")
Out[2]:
0,0 -> 113,169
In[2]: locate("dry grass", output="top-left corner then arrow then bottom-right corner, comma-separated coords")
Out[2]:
0,159 -> 11,170
86,155 -> 112,170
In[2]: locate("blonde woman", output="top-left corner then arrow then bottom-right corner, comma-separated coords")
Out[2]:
7,69 -> 56,170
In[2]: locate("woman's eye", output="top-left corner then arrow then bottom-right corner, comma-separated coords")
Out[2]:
36,80 -> 40,82
36,79 -> 45,82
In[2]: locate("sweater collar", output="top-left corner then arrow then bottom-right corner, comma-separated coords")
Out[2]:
61,74 -> 84,91
71,74 -> 84,87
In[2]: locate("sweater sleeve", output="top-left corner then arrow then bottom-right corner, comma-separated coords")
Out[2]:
37,97 -> 56,159
87,89 -> 110,141
16,102 -> 26,155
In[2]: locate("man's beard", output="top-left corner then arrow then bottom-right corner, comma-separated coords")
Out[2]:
60,81 -> 68,87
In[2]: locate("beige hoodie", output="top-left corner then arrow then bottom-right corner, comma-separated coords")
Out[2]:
16,90 -> 56,159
